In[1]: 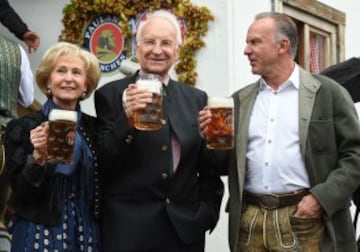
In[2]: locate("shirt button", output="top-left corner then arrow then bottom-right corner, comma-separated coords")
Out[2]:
161,145 -> 168,151
166,198 -> 171,204
161,173 -> 168,179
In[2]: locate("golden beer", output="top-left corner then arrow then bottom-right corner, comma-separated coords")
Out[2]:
47,109 -> 77,164
134,74 -> 163,131
206,97 -> 234,150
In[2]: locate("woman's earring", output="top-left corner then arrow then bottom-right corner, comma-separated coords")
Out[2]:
81,92 -> 87,99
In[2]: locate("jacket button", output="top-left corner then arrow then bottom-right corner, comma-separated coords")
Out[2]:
165,198 -> 171,204
125,134 -> 133,144
161,145 -> 168,151
161,173 -> 168,179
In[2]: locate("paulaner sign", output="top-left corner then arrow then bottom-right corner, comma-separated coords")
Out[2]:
83,15 -> 126,75
83,11 -> 186,75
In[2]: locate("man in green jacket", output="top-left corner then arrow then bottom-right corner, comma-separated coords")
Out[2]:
199,12 -> 360,252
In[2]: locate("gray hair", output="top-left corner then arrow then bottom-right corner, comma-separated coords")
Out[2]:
136,10 -> 183,46
255,12 -> 298,58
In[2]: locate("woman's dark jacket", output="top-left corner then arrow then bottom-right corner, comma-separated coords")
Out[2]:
3,111 -> 100,226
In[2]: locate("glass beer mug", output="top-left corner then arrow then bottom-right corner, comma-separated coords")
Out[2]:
133,73 -> 164,131
205,97 -> 234,150
47,109 -> 77,164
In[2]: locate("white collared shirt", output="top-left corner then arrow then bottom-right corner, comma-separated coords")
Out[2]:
18,45 -> 34,107
245,64 -> 310,194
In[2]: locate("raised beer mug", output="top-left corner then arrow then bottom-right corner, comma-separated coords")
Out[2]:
47,109 -> 77,164
205,97 -> 234,150
134,73 -> 164,131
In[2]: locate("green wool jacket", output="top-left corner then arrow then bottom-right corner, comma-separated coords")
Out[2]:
225,67 -> 360,252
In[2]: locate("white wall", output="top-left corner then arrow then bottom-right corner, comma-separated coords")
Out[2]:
0,0 -> 70,107
1,1 -> 360,251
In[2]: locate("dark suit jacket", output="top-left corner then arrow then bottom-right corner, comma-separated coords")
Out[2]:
0,0 -> 29,40
95,74 -> 224,251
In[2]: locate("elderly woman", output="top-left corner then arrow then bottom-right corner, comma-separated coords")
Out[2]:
4,42 -> 101,251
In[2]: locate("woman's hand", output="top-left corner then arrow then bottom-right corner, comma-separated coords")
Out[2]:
30,122 -> 49,166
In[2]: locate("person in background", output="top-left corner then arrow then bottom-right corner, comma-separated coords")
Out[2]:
0,0 -> 40,53
95,9 -> 224,252
4,41 -> 101,251
0,1 -> 40,244
0,34 -> 34,252
199,12 -> 360,252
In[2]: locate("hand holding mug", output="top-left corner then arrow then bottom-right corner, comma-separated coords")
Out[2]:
124,84 -> 154,119
133,73 -> 164,131
30,122 -> 49,166
203,97 -> 234,150
198,107 -> 212,137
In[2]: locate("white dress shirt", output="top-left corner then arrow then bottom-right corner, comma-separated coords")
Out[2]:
245,64 -> 310,194
18,45 -> 34,107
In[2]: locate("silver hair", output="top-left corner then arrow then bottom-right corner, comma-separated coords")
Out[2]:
255,12 -> 298,59
136,10 -> 183,47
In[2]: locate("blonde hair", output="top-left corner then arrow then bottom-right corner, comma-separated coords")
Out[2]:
36,41 -> 101,100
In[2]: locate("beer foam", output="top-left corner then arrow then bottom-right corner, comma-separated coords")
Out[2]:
49,109 -> 77,122
136,79 -> 162,94
207,97 -> 234,108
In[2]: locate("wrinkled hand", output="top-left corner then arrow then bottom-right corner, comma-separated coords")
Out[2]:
30,122 -> 48,166
198,107 -> 212,137
22,31 -> 40,53
294,194 -> 323,218
124,84 -> 153,123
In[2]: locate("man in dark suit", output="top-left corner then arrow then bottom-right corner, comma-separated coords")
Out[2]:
95,10 -> 224,252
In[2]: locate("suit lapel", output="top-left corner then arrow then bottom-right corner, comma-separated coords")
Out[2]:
162,79 -> 179,131
235,82 -> 259,197
298,68 -> 321,157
